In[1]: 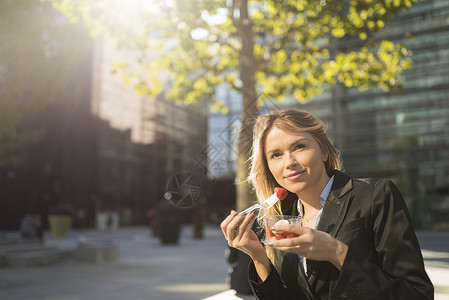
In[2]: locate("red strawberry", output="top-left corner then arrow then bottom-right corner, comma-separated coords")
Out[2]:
274,187 -> 288,200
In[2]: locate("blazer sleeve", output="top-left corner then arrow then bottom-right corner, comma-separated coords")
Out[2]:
334,179 -> 434,299
248,259 -> 305,300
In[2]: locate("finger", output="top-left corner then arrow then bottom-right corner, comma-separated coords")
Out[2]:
221,210 -> 237,226
245,212 -> 257,231
272,236 -> 299,247
264,233 -> 301,248
220,210 -> 238,238
226,212 -> 247,240
240,211 -> 255,232
271,223 -> 303,235
235,212 -> 255,241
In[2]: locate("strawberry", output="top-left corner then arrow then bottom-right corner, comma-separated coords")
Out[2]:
274,187 -> 288,201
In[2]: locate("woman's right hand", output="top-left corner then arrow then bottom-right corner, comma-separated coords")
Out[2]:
221,210 -> 271,281
220,211 -> 266,261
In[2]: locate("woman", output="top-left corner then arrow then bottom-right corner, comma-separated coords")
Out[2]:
220,108 -> 433,299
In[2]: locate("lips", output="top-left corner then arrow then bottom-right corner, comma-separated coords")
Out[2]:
285,171 -> 304,181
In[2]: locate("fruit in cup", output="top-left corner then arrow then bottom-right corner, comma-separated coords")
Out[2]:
267,219 -> 299,239
272,220 -> 289,233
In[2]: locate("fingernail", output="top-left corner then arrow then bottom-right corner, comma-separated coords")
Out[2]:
264,240 -> 274,245
230,211 -> 238,216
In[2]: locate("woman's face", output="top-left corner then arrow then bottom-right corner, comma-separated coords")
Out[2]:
264,126 -> 330,198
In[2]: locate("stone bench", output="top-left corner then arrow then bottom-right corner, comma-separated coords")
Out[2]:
0,243 -> 52,267
0,241 -> 75,268
0,237 -> 41,246
4,248 -> 58,267
75,240 -> 117,263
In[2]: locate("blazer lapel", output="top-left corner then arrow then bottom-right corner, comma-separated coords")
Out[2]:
307,171 -> 354,285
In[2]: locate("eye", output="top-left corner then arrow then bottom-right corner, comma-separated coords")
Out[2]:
294,143 -> 305,151
270,152 -> 282,159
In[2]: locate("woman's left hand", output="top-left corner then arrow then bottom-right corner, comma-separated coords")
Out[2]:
266,224 -> 348,270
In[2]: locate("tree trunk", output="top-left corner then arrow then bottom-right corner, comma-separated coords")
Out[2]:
230,3 -> 259,294
235,0 -> 258,211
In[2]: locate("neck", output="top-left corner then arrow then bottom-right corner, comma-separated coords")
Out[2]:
297,174 -> 330,208
301,200 -> 322,212
297,173 -> 330,215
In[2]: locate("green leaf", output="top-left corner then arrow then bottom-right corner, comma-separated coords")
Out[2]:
331,28 -> 345,38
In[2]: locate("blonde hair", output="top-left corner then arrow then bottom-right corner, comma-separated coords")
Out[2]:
248,108 -> 341,259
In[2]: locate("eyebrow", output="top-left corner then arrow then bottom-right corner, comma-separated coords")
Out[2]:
265,137 -> 311,155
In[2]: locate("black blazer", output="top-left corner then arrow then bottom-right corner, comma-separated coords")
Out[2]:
248,171 -> 434,300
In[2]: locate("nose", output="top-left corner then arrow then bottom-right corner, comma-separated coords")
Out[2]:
285,153 -> 298,169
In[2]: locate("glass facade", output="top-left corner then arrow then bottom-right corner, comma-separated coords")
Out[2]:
207,85 -> 243,180
290,0 -> 449,229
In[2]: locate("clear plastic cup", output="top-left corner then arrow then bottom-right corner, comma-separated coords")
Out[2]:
262,215 -> 301,244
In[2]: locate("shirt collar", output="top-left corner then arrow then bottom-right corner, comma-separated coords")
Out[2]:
297,175 -> 335,217
319,175 -> 334,207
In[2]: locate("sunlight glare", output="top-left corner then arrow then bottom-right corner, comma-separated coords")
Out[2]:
201,9 -> 228,26
108,0 -> 140,17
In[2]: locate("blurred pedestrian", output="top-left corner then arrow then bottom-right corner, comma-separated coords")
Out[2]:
147,209 -> 157,237
75,209 -> 87,229
106,211 -> 113,231
20,211 -> 43,241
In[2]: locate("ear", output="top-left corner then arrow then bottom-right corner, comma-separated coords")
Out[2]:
322,152 -> 329,162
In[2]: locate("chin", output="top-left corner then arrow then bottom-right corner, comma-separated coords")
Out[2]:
283,183 -> 305,195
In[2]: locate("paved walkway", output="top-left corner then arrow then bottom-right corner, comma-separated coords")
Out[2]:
0,226 -> 448,300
